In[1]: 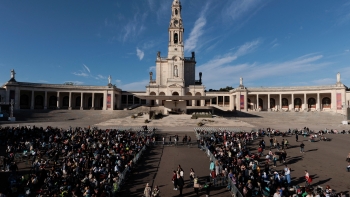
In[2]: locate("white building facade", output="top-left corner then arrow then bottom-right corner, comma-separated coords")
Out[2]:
0,0 -> 349,115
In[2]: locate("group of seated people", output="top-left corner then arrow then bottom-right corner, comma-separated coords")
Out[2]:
0,125 -> 153,197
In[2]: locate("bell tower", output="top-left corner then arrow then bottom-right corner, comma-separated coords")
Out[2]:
168,0 -> 184,59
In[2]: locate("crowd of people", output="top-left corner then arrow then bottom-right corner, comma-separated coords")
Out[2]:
0,125 -> 153,197
196,128 -> 346,197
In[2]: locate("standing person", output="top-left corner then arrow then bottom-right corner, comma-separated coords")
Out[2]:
172,170 -> 178,190
151,185 -> 160,197
193,176 -> 201,196
347,162 -> 350,172
305,170 -> 312,187
272,153 -> 277,167
204,176 -> 212,197
296,133 -> 299,142
209,160 -> 214,172
177,173 -> 184,196
189,168 -> 195,185
300,142 -> 305,153
269,138 -> 273,148
284,165 -> 291,186
144,183 -> 152,197
177,165 -> 184,179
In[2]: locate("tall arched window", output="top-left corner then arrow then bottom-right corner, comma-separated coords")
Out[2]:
174,33 -> 178,44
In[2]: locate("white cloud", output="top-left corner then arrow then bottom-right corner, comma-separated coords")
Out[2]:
73,72 -> 89,77
223,0 -> 262,22
73,64 -> 91,77
149,66 -> 156,71
270,38 -> 280,48
120,79 -> 149,91
122,14 -> 147,42
97,74 -> 106,79
312,78 -> 334,85
83,64 -> 90,73
136,47 -> 145,60
345,49 -> 349,52
185,3 -> 209,53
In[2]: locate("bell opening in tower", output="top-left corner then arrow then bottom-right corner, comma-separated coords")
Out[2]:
174,33 -> 178,44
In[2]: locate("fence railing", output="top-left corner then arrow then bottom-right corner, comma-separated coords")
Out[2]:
202,144 -> 243,197
117,145 -> 146,192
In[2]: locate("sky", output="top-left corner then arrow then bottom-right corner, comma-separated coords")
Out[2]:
0,0 -> 350,91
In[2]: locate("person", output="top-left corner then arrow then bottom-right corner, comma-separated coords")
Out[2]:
144,183 -> 152,197
272,153 -> 277,167
305,170 -> 312,187
151,185 -> 160,197
204,176 -> 212,197
172,170 -> 178,190
177,164 -> 184,179
209,160 -> 214,171
347,162 -> 350,172
177,173 -> 184,196
193,176 -> 201,196
284,165 -> 291,186
346,152 -> 350,162
300,142 -> 305,153
273,189 -> 281,197
296,133 -> 299,142
189,168 -> 195,185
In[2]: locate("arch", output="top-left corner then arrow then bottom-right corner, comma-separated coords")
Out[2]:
62,96 -> 69,107
175,9 -> 178,15
195,92 -> 201,96
76,96 -> 81,107
308,98 -> 316,108
159,92 -> 165,105
172,92 -> 179,96
247,98 -> 252,109
294,98 -> 302,109
322,97 -> 331,108
49,96 -> 57,107
282,98 -> 288,107
259,98 -> 263,109
100,97 -> 103,108
150,92 -> 156,96
20,94 -> 30,109
35,95 -> 44,109
174,33 -> 178,44
270,98 -> 276,108
88,97 -> 92,108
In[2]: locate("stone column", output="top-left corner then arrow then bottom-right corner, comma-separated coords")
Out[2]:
279,94 -> 282,110
256,94 -> 259,111
68,92 -> 72,110
56,92 -> 60,109
31,90 -> 34,110
80,92 -> 83,110
91,93 -> 95,109
44,91 -> 47,110
304,94 -> 307,110
291,94 -> 294,111
267,94 -> 270,111
103,92 -> 107,110
317,93 -> 320,111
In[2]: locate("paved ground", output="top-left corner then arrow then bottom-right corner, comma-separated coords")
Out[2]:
1,110 -> 350,195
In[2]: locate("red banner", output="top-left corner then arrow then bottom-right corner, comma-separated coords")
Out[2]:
337,93 -> 342,110
107,94 -> 111,108
240,95 -> 244,109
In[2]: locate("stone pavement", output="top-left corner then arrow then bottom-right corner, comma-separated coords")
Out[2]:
119,132 -> 230,197
1,110 -> 350,195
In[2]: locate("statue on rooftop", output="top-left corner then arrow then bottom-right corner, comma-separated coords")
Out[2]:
108,75 -> 111,84
11,69 -> 16,79
337,72 -> 341,83
149,72 -> 153,81
240,77 -> 243,86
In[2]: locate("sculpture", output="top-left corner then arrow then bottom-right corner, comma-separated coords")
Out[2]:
157,51 -> 160,58
11,69 -> 16,79
108,75 -> 111,84
337,72 -> 341,83
240,77 -> 243,86
149,72 -> 153,81
174,66 -> 178,77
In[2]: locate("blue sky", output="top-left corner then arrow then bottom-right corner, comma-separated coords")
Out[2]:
1,0 -> 349,90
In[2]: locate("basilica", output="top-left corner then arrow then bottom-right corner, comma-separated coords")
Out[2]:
0,0 -> 349,116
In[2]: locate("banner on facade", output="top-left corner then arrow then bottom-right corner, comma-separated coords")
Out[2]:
107,94 -> 111,108
240,95 -> 244,109
336,93 -> 342,110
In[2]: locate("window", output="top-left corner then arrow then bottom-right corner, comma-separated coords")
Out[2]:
174,33 -> 178,44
